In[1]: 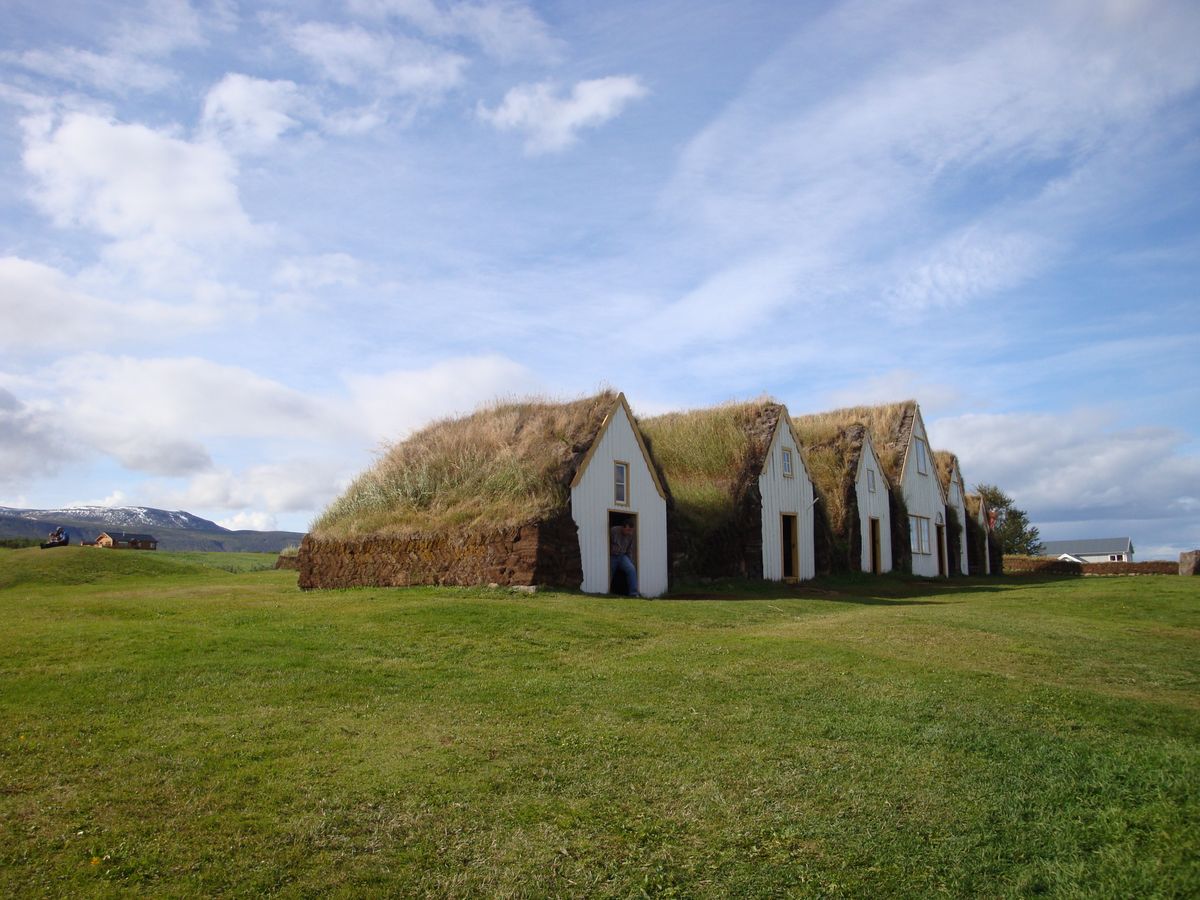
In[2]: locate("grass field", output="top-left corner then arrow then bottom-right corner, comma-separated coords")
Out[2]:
1,548 -> 1197,897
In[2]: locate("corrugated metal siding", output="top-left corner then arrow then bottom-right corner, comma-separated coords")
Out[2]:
759,420 -> 815,580
902,416 -> 946,577
857,437 -> 892,573
570,404 -> 668,597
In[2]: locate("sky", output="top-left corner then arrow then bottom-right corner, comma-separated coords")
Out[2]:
1,0 -> 1198,558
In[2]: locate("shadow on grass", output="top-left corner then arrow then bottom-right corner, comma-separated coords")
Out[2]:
664,573 -> 1022,604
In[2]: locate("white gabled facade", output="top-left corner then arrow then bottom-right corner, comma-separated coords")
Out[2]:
855,432 -> 892,574
570,394 -> 669,598
759,413 -> 815,581
899,407 -> 948,578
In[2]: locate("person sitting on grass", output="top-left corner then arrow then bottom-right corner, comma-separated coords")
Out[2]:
609,519 -> 641,598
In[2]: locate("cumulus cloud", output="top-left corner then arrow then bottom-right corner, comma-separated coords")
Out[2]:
22,110 -> 256,253
0,256 -> 223,352
478,76 -> 647,154
929,409 -> 1200,526
201,74 -> 308,154
0,389 -> 78,487
344,354 -> 544,442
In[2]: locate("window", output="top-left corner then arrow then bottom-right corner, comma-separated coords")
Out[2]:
867,468 -> 876,493
914,439 -> 929,475
782,447 -> 794,478
909,515 -> 932,554
1110,554 -> 1124,562
614,461 -> 629,506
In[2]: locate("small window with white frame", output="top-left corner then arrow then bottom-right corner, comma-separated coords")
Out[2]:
867,467 -> 876,493
909,515 -> 932,554
781,447 -> 794,478
614,461 -> 629,506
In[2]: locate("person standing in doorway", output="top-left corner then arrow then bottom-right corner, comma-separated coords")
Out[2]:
609,518 -> 641,597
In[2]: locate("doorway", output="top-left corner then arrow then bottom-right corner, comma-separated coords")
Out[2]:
607,510 -> 638,595
936,524 -> 947,577
781,513 -> 799,581
869,517 -> 882,575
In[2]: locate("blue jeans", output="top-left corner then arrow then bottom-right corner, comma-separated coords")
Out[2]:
610,553 -> 638,596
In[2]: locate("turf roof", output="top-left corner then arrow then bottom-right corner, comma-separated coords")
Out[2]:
311,391 -> 622,538
640,400 -> 786,536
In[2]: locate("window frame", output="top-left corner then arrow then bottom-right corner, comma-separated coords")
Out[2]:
867,467 -> 876,493
914,438 -> 929,475
613,460 -> 630,507
781,447 -> 794,479
909,514 -> 932,555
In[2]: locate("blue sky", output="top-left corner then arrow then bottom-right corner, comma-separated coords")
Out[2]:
1,0 -> 1198,557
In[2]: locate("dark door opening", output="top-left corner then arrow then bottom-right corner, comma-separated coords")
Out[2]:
608,511 -> 638,595
869,517 -> 882,575
781,513 -> 798,580
936,524 -> 947,577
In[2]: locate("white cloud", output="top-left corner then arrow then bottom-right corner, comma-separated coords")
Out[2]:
0,256 -> 223,352
930,409 -> 1200,525
218,510 -> 279,531
287,21 -> 466,100
823,372 -> 963,415
347,0 -> 560,62
344,354 -> 544,442
0,388 -> 78,487
478,76 -> 647,154
201,74 -> 308,154
22,110 -> 256,249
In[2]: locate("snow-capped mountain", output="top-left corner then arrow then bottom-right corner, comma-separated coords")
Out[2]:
0,505 -> 305,552
0,505 -> 226,532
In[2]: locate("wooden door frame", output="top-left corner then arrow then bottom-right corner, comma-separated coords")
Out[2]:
781,512 -> 799,582
869,516 -> 881,575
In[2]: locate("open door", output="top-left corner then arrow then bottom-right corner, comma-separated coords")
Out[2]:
607,511 -> 638,595
869,517 -> 882,575
936,524 -> 947,577
781,513 -> 798,581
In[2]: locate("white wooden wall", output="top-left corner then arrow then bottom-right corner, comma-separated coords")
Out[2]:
856,434 -> 892,573
946,466 -> 968,575
902,412 -> 947,578
571,403 -> 668,597
759,418 -> 815,580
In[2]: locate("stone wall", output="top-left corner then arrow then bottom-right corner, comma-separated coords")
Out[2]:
1003,556 -> 1179,576
299,513 -> 583,590
1180,550 -> 1200,576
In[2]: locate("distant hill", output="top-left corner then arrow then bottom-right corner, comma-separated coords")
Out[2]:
0,506 -> 305,553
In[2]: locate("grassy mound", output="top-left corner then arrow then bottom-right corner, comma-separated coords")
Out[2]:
312,392 -> 617,539
0,547 -> 275,589
792,400 -> 915,481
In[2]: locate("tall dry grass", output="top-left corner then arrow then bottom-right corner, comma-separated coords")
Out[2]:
641,401 -> 779,534
791,401 -> 915,482
312,392 -> 617,538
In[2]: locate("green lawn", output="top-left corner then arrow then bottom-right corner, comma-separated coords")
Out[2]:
1,548 -> 1197,897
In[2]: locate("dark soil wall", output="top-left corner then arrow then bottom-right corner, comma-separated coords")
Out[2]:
299,513 -> 582,590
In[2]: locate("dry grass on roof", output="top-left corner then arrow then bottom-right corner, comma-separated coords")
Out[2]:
791,423 -> 866,534
311,391 -> 618,538
933,450 -> 961,492
641,400 -> 780,534
791,401 -> 916,481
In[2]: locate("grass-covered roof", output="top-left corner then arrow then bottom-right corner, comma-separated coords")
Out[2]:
789,401 -> 917,485
311,391 -> 620,538
933,450 -> 963,496
789,417 -> 870,535
640,400 -> 784,537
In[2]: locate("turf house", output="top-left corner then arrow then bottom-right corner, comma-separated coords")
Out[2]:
641,400 -> 815,581
790,416 -> 893,575
934,450 -> 970,575
964,492 -> 993,575
300,391 -> 671,597
792,400 -> 948,577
